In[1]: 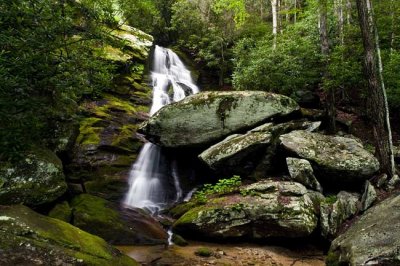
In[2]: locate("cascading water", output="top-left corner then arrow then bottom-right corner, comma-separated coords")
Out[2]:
124,46 -> 199,213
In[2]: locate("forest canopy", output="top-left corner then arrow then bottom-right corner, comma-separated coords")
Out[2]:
1,0 -> 399,161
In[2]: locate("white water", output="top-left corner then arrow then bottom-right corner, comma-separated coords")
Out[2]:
124,46 -> 199,213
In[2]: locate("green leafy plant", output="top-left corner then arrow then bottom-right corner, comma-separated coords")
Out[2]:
194,175 -> 241,203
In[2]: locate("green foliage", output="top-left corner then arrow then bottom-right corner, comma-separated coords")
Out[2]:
233,27 -> 321,94
194,175 -> 241,203
0,0 -> 121,160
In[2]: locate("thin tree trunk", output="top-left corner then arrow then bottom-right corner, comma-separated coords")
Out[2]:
319,0 -> 336,133
346,0 -> 352,24
294,0 -> 297,24
390,0 -> 395,54
271,0 -> 278,49
356,0 -> 396,178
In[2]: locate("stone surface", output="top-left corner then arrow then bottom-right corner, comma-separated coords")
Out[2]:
139,91 -> 300,148
198,131 -> 272,172
0,149 -> 67,206
49,201 -> 72,223
0,205 -> 138,266
70,194 -> 168,245
320,191 -> 360,239
286,157 -> 323,192
67,24 -> 153,202
361,181 -> 377,211
173,180 -> 318,240
327,195 -> 400,265
280,130 -> 379,189
199,120 -> 321,176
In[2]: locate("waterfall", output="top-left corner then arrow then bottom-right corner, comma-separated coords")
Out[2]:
124,46 -> 199,213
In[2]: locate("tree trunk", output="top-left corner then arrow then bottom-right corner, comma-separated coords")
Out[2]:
319,0 -> 336,133
271,0 -> 278,49
294,0 -> 297,24
356,0 -> 396,178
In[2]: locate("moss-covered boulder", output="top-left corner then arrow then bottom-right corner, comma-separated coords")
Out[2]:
173,180 -> 317,240
139,91 -> 300,148
280,130 -> 379,190
327,195 -> 400,265
0,149 -> 67,206
70,194 -> 168,245
0,205 -> 138,266
49,201 -> 73,223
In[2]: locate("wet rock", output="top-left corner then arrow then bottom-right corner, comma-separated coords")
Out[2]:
70,194 -> 168,245
280,130 -> 379,190
139,91 -> 300,148
173,180 -> 317,240
327,195 -> 400,265
0,149 -> 67,206
286,157 -> 323,192
320,191 -> 360,239
361,181 -> 377,211
68,94 -> 150,201
0,205 -> 138,266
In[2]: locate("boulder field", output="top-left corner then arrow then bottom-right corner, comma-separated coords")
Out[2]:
136,90 -> 399,262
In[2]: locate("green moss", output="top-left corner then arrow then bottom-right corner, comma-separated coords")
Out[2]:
194,247 -> 213,257
0,205 -> 137,265
49,201 -> 72,223
71,194 -> 120,230
76,117 -> 102,145
169,201 -> 202,218
325,251 -> 340,266
171,233 -> 188,246
324,195 -> 338,205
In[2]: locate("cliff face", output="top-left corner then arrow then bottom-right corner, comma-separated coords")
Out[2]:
66,25 -> 154,202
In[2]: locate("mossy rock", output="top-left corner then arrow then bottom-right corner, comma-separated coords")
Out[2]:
0,148 -> 67,206
70,194 -> 168,245
49,201 -> 72,223
173,180 -> 317,240
280,130 -> 380,190
139,91 -> 300,148
194,247 -> 213,257
0,205 -> 138,266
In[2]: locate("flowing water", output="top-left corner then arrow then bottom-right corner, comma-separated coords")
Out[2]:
124,46 -> 199,213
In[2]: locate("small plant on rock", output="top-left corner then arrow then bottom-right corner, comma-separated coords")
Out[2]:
194,175 -> 241,203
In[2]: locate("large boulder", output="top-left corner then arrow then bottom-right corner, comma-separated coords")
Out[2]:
198,120 -> 320,176
173,180 -> 317,240
0,149 -> 67,206
327,195 -> 400,265
280,130 -> 379,190
70,194 -> 168,245
0,205 -> 138,266
139,91 -> 300,148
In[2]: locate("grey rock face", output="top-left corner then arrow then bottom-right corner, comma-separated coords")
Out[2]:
280,130 -> 379,189
139,91 -> 300,148
320,191 -> 360,239
286,157 -> 323,192
173,180 -> 318,240
327,195 -> 400,265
